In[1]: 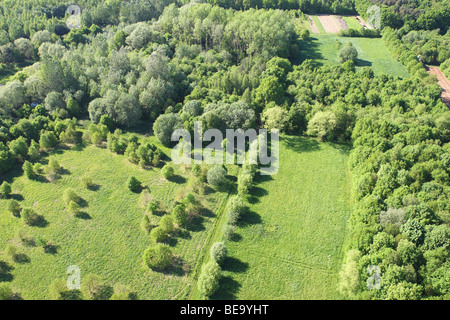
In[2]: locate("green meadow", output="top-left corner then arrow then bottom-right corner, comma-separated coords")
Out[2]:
299,34 -> 410,77
0,141 -> 228,300
214,136 -> 353,299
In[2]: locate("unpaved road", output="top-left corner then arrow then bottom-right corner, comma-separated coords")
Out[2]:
427,66 -> 450,108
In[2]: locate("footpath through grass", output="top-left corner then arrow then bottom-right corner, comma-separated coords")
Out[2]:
213,136 -> 353,299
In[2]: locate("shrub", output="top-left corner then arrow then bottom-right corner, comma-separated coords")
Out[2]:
81,274 -> 112,300
222,224 -> 235,241
0,283 -> 13,300
210,242 -> 227,265
150,226 -> 169,243
0,181 -> 12,198
338,42 -> 358,63
207,166 -> 228,190
160,215 -> 175,233
23,161 -> 35,179
237,172 -> 253,196
67,200 -> 80,216
172,204 -> 187,226
143,243 -> 173,270
39,131 -> 58,150
45,157 -> 61,180
226,196 -> 246,225
140,215 -> 153,233
197,261 -> 221,297
7,199 -> 21,217
127,176 -> 141,192
110,284 -> 133,300
146,201 -> 159,214
48,279 -> 82,300
21,208 -> 39,226
81,176 -> 94,189
4,244 -> 19,261
161,165 -> 174,179
63,188 -> 81,206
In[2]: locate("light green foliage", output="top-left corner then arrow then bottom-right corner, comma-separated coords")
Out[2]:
197,260 -> 221,297
210,242 -> 227,265
143,243 -> 173,270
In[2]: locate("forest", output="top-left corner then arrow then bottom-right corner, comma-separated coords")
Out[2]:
0,0 -> 449,300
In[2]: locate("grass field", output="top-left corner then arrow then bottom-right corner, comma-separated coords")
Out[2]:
341,16 -> 363,30
0,140 -> 228,300
213,136 -> 353,299
298,34 -> 410,77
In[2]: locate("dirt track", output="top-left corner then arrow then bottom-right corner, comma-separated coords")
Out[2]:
427,66 -> 450,108
356,16 -> 373,29
318,15 -> 342,33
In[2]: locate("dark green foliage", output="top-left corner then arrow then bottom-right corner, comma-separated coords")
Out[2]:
172,204 -> 187,227
81,274 -> 112,300
21,207 -> 39,226
127,176 -> 141,192
7,199 -> 21,217
23,160 -> 35,179
0,181 -> 12,198
161,165 -> 174,179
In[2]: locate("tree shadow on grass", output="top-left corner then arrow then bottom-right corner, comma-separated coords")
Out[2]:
356,58 -> 372,67
33,215 -> 48,228
222,257 -> 249,274
87,184 -> 101,191
167,175 -> 187,184
78,198 -> 89,209
10,194 -> 24,201
229,232 -> 242,242
293,37 -> 324,65
282,136 -> 321,154
249,186 -> 268,198
174,228 -> 191,240
199,207 -> 215,218
186,215 -> 206,232
14,253 -> 30,264
238,210 -> 262,228
167,237 -> 178,247
75,211 -> 91,220
202,186 -> 216,196
210,276 -> 241,300
329,142 -> 351,155
0,262 -> 14,282
161,256 -> 187,276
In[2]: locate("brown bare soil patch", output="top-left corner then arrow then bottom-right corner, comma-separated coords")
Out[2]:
318,15 -> 342,33
427,66 -> 450,108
